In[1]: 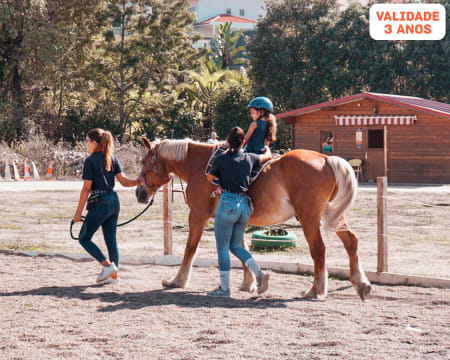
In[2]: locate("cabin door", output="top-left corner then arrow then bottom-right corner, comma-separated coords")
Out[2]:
364,127 -> 387,181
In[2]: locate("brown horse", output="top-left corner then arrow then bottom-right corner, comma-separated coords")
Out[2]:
136,138 -> 371,300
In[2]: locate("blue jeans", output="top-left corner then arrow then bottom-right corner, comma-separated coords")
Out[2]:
215,192 -> 253,271
79,192 -> 120,266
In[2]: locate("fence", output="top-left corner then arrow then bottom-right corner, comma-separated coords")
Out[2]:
159,176 -> 450,288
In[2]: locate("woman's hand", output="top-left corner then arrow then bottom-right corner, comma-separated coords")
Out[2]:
73,213 -> 82,223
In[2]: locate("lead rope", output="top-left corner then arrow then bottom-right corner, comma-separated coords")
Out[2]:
70,195 -> 155,240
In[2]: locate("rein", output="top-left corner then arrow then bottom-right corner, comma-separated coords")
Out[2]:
70,194 -> 155,241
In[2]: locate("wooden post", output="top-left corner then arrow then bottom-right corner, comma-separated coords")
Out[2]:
377,176 -> 388,273
163,182 -> 173,255
384,125 -> 388,177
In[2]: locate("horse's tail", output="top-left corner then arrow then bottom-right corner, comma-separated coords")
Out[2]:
322,156 -> 357,232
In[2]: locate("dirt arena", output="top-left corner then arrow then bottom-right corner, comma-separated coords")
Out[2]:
1,253 -> 449,359
0,182 -> 449,278
0,182 -> 449,359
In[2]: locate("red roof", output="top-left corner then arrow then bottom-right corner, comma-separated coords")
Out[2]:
276,92 -> 450,120
196,14 -> 257,25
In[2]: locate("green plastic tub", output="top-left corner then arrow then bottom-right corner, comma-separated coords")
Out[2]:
251,229 -> 297,249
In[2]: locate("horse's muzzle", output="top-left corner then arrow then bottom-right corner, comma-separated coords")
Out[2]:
136,185 -> 150,204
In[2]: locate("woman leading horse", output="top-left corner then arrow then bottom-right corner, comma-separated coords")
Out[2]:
136,138 -> 371,300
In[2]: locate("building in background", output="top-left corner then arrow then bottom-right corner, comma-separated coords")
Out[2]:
189,0 -> 266,47
277,93 -> 450,184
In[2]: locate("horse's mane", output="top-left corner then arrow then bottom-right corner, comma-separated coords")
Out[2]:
156,138 -> 226,161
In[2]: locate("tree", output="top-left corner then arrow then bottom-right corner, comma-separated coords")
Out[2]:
248,0 -> 339,111
177,63 -> 231,132
249,0 -> 449,111
0,0 -> 104,142
209,22 -> 247,70
400,0 -> 450,103
214,73 -> 252,139
88,0 -> 202,142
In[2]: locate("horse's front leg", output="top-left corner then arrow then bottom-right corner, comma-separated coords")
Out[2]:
162,210 -> 210,288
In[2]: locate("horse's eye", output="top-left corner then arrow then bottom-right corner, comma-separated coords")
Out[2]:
141,160 -> 145,165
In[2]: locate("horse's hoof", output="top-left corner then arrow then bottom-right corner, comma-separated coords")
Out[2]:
358,282 -> 371,301
239,282 -> 257,293
162,278 -> 183,288
303,287 -> 326,300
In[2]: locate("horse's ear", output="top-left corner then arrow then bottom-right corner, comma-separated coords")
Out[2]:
142,137 -> 152,150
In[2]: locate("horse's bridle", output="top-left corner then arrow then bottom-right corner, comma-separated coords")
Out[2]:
139,150 -> 172,193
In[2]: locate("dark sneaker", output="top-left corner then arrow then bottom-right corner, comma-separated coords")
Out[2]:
207,286 -> 231,298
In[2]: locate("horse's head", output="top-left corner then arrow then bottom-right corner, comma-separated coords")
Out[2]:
136,137 -> 172,203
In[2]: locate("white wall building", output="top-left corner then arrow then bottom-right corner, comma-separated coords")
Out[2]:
189,0 -> 266,47
189,0 -> 266,23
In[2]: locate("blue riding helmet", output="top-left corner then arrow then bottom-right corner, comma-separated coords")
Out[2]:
247,97 -> 273,112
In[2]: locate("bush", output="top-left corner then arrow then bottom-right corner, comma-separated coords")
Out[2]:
214,84 -> 252,140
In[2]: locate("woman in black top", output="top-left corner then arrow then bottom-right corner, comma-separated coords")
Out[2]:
206,127 -> 272,297
73,128 -> 143,284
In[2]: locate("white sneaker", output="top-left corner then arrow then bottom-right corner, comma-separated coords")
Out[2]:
98,276 -> 119,285
96,263 -> 118,283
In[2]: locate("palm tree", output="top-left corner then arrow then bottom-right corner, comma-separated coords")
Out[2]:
210,22 -> 247,70
177,64 -> 231,134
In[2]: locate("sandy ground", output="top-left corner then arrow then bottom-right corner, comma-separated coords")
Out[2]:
0,253 -> 449,360
0,181 -> 449,278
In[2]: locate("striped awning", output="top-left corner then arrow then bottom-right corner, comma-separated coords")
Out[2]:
335,115 -> 417,126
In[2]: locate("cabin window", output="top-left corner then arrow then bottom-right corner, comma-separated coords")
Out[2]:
368,129 -> 384,148
239,9 -> 245,17
226,8 -> 232,15
320,131 -> 334,153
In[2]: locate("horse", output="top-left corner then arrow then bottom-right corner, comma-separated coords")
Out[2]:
136,138 -> 371,300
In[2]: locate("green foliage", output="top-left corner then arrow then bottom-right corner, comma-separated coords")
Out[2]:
248,0 -> 338,111
249,0 -> 449,110
178,63 -> 232,130
209,22 -> 247,70
214,82 -> 252,140
88,0 -> 202,141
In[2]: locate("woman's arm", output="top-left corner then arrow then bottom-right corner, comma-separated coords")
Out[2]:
116,172 -> 144,187
259,147 -> 272,164
243,121 -> 257,146
73,180 -> 92,222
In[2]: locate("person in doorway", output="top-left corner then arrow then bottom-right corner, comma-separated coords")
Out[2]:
73,128 -> 144,284
322,135 -> 333,153
206,127 -> 272,297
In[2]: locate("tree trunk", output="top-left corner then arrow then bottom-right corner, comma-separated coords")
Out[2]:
118,4 -> 126,143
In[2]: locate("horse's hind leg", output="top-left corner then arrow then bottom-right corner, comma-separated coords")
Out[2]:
239,237 -> 256,293
336,227 -> 371,300
300,218 -> 328,299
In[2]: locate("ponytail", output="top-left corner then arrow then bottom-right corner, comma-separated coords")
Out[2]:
100,131 -> 113,171
264,112 -> 277,143
227,127 -> 245,155
87,128 -> 114,171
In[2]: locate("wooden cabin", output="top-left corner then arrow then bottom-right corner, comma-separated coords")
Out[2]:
276,92 -> 450,183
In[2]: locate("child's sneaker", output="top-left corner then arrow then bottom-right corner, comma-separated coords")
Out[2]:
96,263 -> 118,283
